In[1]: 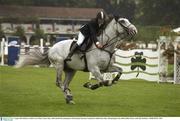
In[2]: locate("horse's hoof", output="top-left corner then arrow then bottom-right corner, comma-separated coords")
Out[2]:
66,99 -> 75,104
56,83 -> 58,87
67,100 -> 76,105
112,75 -> 120,84
83,82 -> 91,88
112,80 -> 118,84
56,82 -> 60,87
66,95 -> 74,104
91,84 -> 100,90
103,80 -> 111,86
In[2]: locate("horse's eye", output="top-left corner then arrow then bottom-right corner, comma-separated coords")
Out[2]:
119,20 -> 125,24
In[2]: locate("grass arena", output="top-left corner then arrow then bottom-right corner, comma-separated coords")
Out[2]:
1,66 -> 180,117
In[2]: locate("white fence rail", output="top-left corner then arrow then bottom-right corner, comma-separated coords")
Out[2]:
89,36 -> 180,84
114,49 -> 159,81
1,36 -> 180,84
89,49 -> 159,82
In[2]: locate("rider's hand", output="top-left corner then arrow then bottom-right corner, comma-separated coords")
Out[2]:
96,42 -> 103,48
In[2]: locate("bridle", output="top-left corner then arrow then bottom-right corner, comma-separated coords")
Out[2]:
101,19 -> 133,50
86,18 -> 134,53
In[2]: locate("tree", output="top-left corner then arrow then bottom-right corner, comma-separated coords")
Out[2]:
96,0 -> 136,21
136,0 -> 180,26
0,25 -> 5,39
29,28 -> 45,45
13,26 -> 25,39
0,0 -> 96,8
34,28 -> 44,39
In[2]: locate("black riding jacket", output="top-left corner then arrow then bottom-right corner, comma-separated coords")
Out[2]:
80,19 -> 104,43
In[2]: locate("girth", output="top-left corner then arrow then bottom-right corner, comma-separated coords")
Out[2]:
101,49 -> 115,72
65,41 -> 89,72
80,53 -> 89,72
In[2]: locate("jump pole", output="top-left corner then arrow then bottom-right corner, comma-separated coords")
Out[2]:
174,36 -> 180,84
1,38 -> 5,66
40,38 -> 44,53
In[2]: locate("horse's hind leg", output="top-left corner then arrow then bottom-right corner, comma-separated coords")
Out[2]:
63,69 -> 76,104
53,60 -> 76,104
55,64 -> 64,88
49,57 -> 64,88
51,58 -> 64,90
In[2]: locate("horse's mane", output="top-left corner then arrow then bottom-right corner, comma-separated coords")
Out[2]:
104,15 -> 122,28
98,15 -> 115,34
104,15 -> 115,27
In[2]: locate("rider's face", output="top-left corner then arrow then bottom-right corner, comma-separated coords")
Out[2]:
98,18 -> 104,26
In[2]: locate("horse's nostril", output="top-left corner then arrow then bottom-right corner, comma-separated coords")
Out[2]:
132,29 -> 137,35
133,30 -> 137,35
128,28 -> 137,36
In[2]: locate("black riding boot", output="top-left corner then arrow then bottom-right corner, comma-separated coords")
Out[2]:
65,43 -> 79,61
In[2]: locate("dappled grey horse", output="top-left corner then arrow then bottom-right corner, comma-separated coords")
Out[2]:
16,17 -> 137,104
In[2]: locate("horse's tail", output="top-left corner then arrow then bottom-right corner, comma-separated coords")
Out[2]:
15,49 -> 50,68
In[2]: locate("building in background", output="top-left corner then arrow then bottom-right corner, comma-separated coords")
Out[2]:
0,5 -> 103,45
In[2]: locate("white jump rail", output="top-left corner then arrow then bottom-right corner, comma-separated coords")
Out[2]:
89,36 -> 180,84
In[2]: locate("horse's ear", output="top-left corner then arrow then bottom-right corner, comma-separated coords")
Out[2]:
114,15 -> 119,22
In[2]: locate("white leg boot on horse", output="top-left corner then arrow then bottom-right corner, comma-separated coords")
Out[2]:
107,65 -> 123,84
84,66 -> 111,90
84,55 -> 123,90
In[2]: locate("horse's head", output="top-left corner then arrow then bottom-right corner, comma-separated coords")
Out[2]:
98,17 -> 137,49
114,17 -> 137,39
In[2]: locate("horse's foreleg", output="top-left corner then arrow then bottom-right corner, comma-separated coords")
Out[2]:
89,66 -> 104,83
85,66 -> 109,90
63,69 -> 76,104
107,65 -> 123,85
84,66 -> 122,90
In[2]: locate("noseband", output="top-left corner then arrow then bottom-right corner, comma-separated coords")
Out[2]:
117,20 -> 133,36
101,20 -> 132,49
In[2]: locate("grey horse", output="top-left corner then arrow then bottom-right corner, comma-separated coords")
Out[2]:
15,17 -> 137,104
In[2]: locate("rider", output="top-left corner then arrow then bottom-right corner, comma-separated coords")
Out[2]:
65,11 -> 106,61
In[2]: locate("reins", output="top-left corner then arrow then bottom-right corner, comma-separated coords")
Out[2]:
101,21 -> 133,50
85,20 -> 133,54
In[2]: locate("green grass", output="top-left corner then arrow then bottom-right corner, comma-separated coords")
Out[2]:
0,66 -> 180,117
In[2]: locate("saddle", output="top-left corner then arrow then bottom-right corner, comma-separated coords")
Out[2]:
70,37 -> 93,53
69,40 -> 91,72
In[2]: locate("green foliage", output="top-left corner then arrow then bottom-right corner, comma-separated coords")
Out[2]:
29,37 -> 40,45
96,0 -> 136,21
34,28 -> 45,39
134,26 -> 160,43
0,25 -> 5,38
134,25 -> 179,43
29,28 -> 45,45
136,0 -> 180,26
0,0 -> 96,8
13,26 -> 25,38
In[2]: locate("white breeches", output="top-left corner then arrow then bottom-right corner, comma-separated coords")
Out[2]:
76,32 -> 85,45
